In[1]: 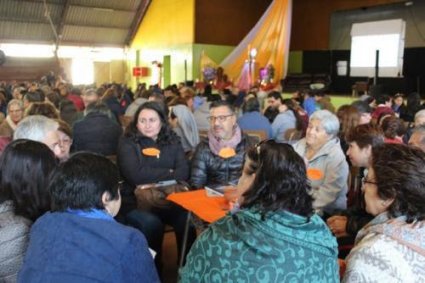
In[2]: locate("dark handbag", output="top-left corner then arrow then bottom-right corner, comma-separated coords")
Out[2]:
134,180 -> 189,211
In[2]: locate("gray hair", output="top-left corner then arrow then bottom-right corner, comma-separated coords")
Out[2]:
14,115 -> 59,142
412,125 -> 425,144
414,109 -> 425,125
310,110 -> 340,137
7,99 -> 24,111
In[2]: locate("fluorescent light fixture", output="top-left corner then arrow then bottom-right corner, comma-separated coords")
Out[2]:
0,44 -> 55,58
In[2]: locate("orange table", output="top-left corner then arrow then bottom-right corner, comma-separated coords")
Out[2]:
167,189 -> 228,223
167,189 -> 230,267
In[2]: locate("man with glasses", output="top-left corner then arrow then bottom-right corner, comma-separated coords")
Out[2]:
190,101 -> 254,189
13,115 -> 65,160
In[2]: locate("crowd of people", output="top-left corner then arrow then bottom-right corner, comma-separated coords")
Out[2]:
0,77 -> 425,282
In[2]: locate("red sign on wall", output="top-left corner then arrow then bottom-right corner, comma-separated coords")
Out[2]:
133,67 -> 149,77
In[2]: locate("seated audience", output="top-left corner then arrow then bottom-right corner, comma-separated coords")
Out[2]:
0,140 -> 56,282
117,102 -> 195,272
0,100 -> 24,151
56,119 -> 73,162
102,88 -> 124,124
327,124 -> 384,258
59,99 -> 79,127
293,110 -> 349,216
391,93 -> 405,118
25,102 -> 59,119
343,144 -> 425,282
408,125 -> 425,152
181,141 -> 339,282
263,91 -> 282,123
336,105 -> 360,158
403,108 -> 425,143
315,91 -> 335,113
169,104 -> 199,156
125,90 -> 148,117
58,83 -> 84,111
193,93 -> 220,131
303,91 -> 318,116
73,102 -> 122,156
371,94 -> 394,123
22,91 -> 45,109
381,116 -> 405,144
45,90 -> 62,109
401,92 -> 424,123
14,115 -> 65,160
191,101 -> 255,188
272,98 -> 305,143
237,97 -> 272,138
18,152 -> 159,282
351,100 -> 372,125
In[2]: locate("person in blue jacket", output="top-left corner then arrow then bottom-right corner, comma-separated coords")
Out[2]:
18,152 -> 159,283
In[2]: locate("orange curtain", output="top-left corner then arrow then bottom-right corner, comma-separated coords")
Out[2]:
220,0 -> 292,88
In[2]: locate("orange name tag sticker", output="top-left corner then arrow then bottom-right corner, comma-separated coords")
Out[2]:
218,147 -> 236,159
142,147 -> 161,158
307,168 -> 323,180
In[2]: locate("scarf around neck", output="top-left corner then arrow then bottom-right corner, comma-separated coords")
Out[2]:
208,125 -> 242,156
356,212 -> 425,257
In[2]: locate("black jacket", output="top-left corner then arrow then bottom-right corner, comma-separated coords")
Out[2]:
117,136 -> 189,213
118,136 -> 189,187
190,134 -> 254,189
72,112 -> 122,156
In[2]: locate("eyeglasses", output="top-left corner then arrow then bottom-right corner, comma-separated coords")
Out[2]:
207,114 -> 234,123
60,138 -> 73,147
362,178 -> 378,186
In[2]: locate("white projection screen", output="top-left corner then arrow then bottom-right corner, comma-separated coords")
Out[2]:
350,19 -> 405,77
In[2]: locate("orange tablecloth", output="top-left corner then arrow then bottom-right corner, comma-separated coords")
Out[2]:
167,189 -> 228,223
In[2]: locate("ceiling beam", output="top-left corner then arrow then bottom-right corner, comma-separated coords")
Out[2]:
125,0 -> 151,46
63,23 -> 129,31
0,17 -> 48,25
66,4 -> 134,13
10,0 -> 62,5
55,0 -> 70,47
10,0 -> 136,12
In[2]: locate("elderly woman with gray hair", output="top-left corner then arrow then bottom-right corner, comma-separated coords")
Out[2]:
169,104 -> 199,156
293,110 -> 349,217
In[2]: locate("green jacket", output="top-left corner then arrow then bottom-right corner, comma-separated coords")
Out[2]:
180,208 -> 339,283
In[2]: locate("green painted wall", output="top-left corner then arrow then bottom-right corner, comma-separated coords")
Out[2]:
192,44 -> 235,81
287,51 -> 303,74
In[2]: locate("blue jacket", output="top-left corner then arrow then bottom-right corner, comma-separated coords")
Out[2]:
18,211 -> 159,283
237,111 -> 273,138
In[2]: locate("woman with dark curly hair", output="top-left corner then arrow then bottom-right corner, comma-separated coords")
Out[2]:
343,144 -> 425,282
180,140 -> 339,283
117,101 -> 195,274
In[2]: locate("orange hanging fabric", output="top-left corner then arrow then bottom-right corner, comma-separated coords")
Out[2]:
220,0 -> 292,89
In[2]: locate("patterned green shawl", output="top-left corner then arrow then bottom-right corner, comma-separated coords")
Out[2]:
180,208 -> 339,283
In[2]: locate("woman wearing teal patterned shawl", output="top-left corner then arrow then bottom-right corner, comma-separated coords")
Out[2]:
180,140 -> 339,282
